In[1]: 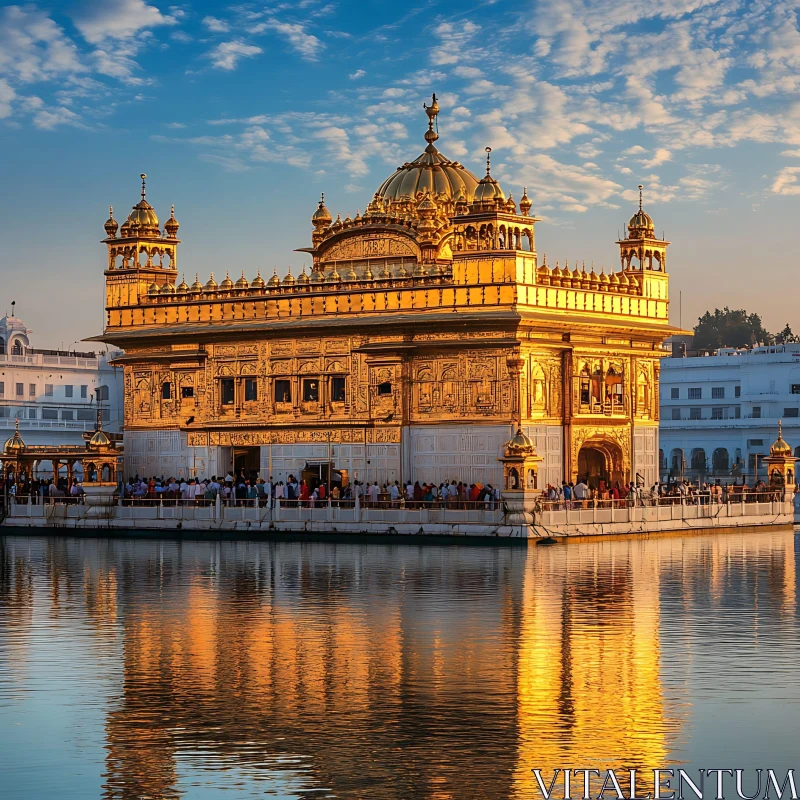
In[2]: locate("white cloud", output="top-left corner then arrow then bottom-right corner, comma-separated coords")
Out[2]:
258,19 -> 323,60
772,166 -> 800,195
430,21 -> 479,66
202,16 -> 230,33
0,79 -> 16,118
0,6 -> 86,82
33,104 -> 82,129
198,153 -> 249,172
208,40 -> 263,71
349,69 -> 366,80
72,0 -> 176,43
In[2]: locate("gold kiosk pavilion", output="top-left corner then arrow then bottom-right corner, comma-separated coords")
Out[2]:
92,95 -> 678,489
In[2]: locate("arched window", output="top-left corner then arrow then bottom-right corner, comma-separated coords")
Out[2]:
11,340 -> 23,355
691,448 -> 707,471
712,447 -> 729,473
670,449 -> 682,472
0,337 -> 5,355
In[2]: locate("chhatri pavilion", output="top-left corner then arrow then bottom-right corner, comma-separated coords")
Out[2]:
92,95 -> 678,489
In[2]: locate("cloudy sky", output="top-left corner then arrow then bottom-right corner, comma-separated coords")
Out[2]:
1,0 -> 799,346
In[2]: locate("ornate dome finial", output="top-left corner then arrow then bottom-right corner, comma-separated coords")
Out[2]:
485,146 -> 492,176
639,183 -> 644,212
141,173 -> 147,200
423,93 -> 440,146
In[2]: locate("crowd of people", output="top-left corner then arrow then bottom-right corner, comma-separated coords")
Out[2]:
3,476 -> 86,504
5,472 -> 789,511
115,474 -> 502,509
540,477 -> 786,509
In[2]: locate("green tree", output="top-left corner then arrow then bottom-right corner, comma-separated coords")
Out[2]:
693,307 -> 771,350
775,324 -> 798,344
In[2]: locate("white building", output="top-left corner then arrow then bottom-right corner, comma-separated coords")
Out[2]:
0,314 -> 124,452
659,344 -> 800,482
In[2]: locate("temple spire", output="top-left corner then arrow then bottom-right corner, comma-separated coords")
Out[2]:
638,183 -> 643,212
423,93 -> 439,145
141,173 -> 147,200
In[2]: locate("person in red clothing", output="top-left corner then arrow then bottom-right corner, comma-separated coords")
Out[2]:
318,481 -> 326,501
300,480 -> 309,507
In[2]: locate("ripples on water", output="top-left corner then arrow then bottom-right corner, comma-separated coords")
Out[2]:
0,532 -> 798,799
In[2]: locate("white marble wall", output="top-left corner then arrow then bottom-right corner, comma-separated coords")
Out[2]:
523,424 -> 564,489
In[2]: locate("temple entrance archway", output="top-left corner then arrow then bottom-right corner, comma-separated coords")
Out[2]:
577,437 -> 625,489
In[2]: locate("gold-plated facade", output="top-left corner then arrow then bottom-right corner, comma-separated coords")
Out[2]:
94,96 -> 678,486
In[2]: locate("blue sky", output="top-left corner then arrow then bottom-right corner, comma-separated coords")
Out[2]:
1,0 -> 799,346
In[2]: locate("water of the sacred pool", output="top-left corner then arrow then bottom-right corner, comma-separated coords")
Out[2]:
0,532 -> 798,799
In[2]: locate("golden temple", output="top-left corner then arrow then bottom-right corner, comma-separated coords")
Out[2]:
93,95 -> 678,487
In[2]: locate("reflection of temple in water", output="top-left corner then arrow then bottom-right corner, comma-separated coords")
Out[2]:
0,533 -> 796,799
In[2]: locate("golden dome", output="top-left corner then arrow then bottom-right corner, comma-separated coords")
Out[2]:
599,269 -> 610,284
330,214 -> 342,232
267,269 -> 280,287
375,97 -> 479,202
88,428 -> 111,449
219,272 -> 234,290
4,419 -> 25,454
504,427 -> 535,456
121,174 -> 160,237
471,148 -> 506,208
190,274 -> 203,292
176,277 -> 189,292
104,205 -> 118,238
298,267 -> 310,284
310,268 -> 325,283
771,422 -> 793,456
519,187 -> 532,216
251,270 -> 266,289
628,185 -> 655,237
311,193 -> 332,227
283,267 -> 296,286
343,263 -> 357,281
326,264 -> 341,283
160,281 -> 175,294
164,204 -> 179,238
235,271 -> 249,289
148,282 -> 160,295
204,273 -> 218,291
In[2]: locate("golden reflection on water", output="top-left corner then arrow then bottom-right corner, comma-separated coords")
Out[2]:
0,531 -> 797,800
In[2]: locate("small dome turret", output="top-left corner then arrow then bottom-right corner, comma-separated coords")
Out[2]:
235,271 -> 249,289
298,267 -> 310,285
311,193 -> 332,228
503,427 -> 535,457
519,187 -> 532,216
204,273 -> 218,291
164,204 -> 179,238
160,281 -> 175,294
251,270 -> 265,289
4,419 -> 25,454
283,267 -> 296,286
190,274 -> 203,292
471,147 -> 506,209
627,185 -> 655,238
176,277 -> 189,292
148,282 -> 160,296
219,272 -> 234,290
104,206 -> 118,238
771,422 -> 793,456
